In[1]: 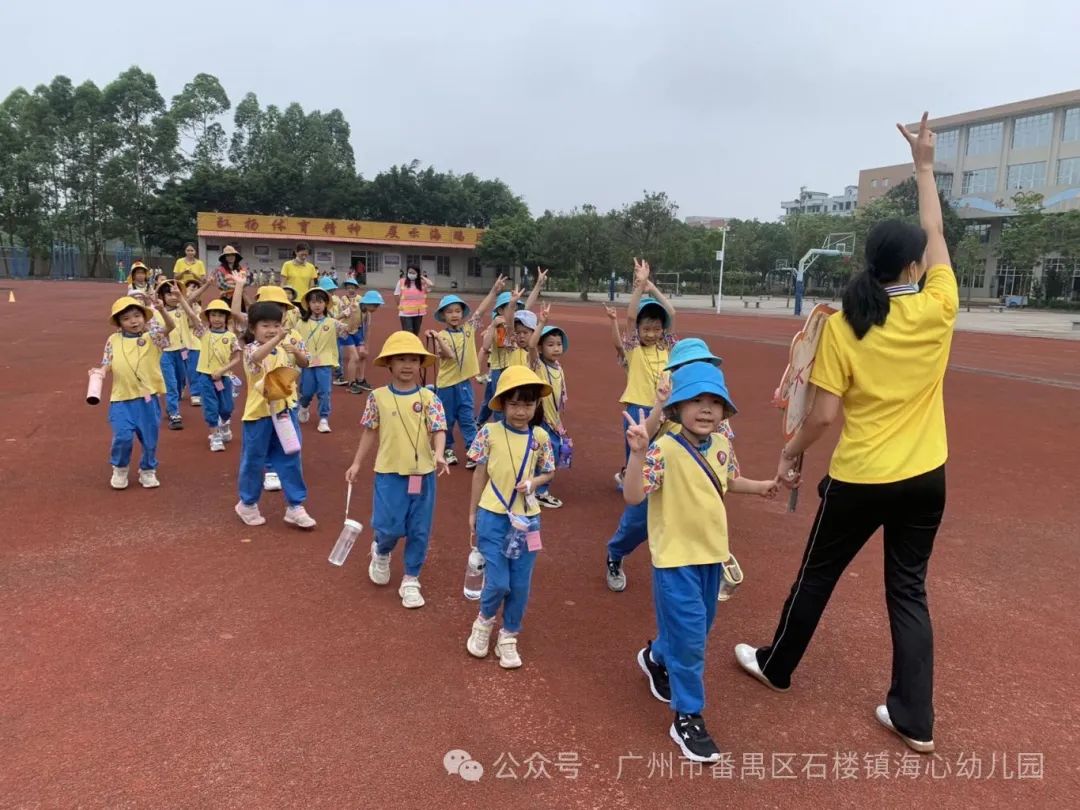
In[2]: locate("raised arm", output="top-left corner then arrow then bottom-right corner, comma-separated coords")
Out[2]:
527,303 -> 551,361
898,112 -> 950,273
247,328 -> 287,365
625,258 -> 650,335
604,305 -> 627,362
643,279 -> 676,328
474,274 -> 507,322
229,271 -> 248,321
523,268 -> 547,311
186,276 -> 213,306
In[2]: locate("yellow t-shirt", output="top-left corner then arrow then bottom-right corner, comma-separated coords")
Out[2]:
810,263 -> 959,484
535,360 -> 565,429
620,343 -> 669,406
475,423 -> 554,518
196,329 -> 240,375
284,307 -> 301,332
645,432 -> 733,567
163,307 -> 188,352
299,317 -> 341,367
436,325 -> 481,387
488,329 -> 517,370
365,386 -> 442,475
105,332 -> 166,401
242,342 -> 299,422
172,258 -> 207,281
280,260 -> 318,295
184,304 -> 202,350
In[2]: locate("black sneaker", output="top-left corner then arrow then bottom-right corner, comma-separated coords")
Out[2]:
332,376 -> 350,386
465,459 -> 477,470
168,415 -> 184,431
637,641 -> 670,703
445,449 -> 459,466
348,381 -> 366,394
606,556 -> 626,592
670,713 -> 720,763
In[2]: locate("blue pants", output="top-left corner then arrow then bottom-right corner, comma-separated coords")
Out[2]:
437,380 -> 477,451
539,423 -> 561,496
109,396 -> 161,470
161,351 -> 186,417
476,508 -> 539,633
185,350 -> 200,396
606,501 -> 649,561
238,412 -> 307,507
477,367 -> 505,424
299,366 -> 333,418
372,472 -> 436,577
623,404 -> 651,464
650,564 -> 723,714
197,372 -> 234,429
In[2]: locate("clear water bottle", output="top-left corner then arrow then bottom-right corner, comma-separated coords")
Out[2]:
463,547 -> 485,600
328,519 -> 363,567
230,374 -> 242,399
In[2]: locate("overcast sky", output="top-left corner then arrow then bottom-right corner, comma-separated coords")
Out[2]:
5,0 -> 1078,221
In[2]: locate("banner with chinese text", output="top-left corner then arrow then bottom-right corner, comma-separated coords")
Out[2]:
197,212 -> 482,247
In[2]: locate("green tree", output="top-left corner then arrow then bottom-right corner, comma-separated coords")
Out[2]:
952,229 -> 985,302
614,191 -> 679,266
997,191 -> 1047,289
536,205 -> 617,300
170,73 -> 230,167
475,212 -> 538,270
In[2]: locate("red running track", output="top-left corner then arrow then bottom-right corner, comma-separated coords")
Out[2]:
1,280 -> 1077,807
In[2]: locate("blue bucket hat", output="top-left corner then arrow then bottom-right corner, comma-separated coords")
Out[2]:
667,362 -> 737,415
539,325 -> 568,352
514,310 -> 538,331
435,294 -> 471,323
493,291 -> 526,315
318,276 -> 339,292
665,338 -> 722,371
360,290 -> 384,306
342,278 -> 360,287
636,296 -> 670,328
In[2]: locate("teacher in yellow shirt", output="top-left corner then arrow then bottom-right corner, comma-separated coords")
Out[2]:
172,243 -> 206,282
280,242 -> 318,295
735,113 -> 958,756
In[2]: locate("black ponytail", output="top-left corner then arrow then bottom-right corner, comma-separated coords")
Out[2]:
844,219 -> 928,340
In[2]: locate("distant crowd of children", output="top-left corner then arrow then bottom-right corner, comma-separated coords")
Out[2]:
93,246 -> 780,764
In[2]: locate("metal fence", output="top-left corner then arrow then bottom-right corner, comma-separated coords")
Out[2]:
0,245 -> 174,281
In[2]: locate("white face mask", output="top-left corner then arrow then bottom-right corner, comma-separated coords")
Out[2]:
407,272 -> 418,280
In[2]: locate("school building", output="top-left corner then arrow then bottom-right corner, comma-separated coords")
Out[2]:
858,89 -> 1080,300
196,212 -> 499,292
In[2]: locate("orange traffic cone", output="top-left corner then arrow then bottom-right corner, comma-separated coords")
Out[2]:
7,290 -> 13,303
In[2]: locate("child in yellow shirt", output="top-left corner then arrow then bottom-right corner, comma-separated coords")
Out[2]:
425,276 -> 505,466
90,295 -> 175,489
296,287 -> 359,434
526,304 -> 570,509
177,272 -> 212,405
465,366 -> 557,670
609,258 -> 676,489
176,296 -> 242,452
623,363 -> 777,763
156,279 -> 190,431
345,332 -> 449,609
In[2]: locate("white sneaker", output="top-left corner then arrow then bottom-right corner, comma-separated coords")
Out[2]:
368,541 -> 391,585
210,433 -> 225,452
317,418 -> 331,433
467,618 -> 494,658
138,469 -> 160,488
235,501 -> 266,526
398,578 -> 425,608
875,705 -> 935,753
734,643 -> 789,692
263,472 -> 282,491
284,505 -> 317,529
495,632 -> 522,669
219,420 -> 233,442
110,466 -> 129,490
614,470 -> 624,490
191,395 -> 202,406
298,405 -> 310,424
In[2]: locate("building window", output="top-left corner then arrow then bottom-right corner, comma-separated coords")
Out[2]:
1011,112 -> 1053,149
405,254 -> 421,270
995,265 -> 1034,297
962,168 -> 998,194
936,173 -> 954,196
277,247 -> 293,260
1062,108 -> 1080,142
871,179 -> 879,188
1058,157 -> 1080,186
883,178 -> 890,187
1006,162 -> 1047,190
966,122 -> 1003,156
966,222 -> 991,244
207,244 -> 221,256
436,255 -> 451,277
467,258 -> 483,278
935,129 -> 959,161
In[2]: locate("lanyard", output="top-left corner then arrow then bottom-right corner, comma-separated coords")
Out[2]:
207,330 -> 231,368
118,333 -> 149,391
306,318 -> 329,356
390,386 -> 427,472
446,327 -> 466,369
640,342 -> 663,391
672,433 -> 725,501
541,361 -> 564,414
490,425 -> 533,513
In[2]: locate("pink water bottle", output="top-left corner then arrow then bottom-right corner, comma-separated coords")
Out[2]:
86,368 -> 105,405
273,409 -> 301,455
